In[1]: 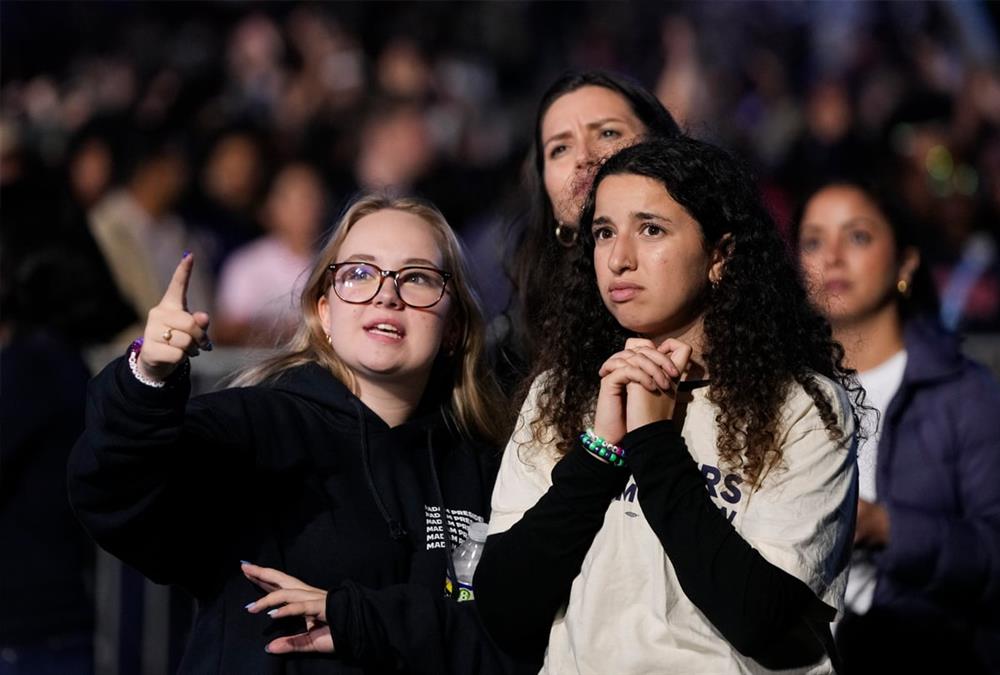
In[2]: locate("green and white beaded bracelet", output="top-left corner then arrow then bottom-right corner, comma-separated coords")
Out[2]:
580,428 -> 626,467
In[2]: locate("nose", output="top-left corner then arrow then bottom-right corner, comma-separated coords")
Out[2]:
608,236 -> 636,273
574,137 -> 597,169
822,238 -> 845,268
373,274 -> 405,309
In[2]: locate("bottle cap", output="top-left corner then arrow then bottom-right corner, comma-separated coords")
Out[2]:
467,521 -> 489,542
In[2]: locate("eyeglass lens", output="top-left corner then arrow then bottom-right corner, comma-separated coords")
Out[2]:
333,263 -> 447,307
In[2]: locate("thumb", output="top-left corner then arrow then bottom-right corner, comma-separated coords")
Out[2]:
162,251 -> 194,310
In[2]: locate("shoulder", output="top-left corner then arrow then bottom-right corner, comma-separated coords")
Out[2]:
507,372 -> 562,462
780,372 -> 853,438
760,373 -> 856,490
489,374 -> 562,534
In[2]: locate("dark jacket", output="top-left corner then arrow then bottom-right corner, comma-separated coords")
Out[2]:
872,318 -> 1000,669
68,357 -> 523,674
1,331 -> 94,645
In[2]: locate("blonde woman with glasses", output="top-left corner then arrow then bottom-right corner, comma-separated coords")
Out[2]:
69,195 -> 526,674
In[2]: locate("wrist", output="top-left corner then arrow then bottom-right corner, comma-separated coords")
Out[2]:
580,428 -> 626,468
128,339 -> 167,388
127,338 -> 188,388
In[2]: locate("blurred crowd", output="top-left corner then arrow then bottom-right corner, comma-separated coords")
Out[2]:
2,3 -> 1000,673
3,1 -> 999,352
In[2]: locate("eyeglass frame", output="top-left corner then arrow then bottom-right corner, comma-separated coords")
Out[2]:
326,261 -> 453,308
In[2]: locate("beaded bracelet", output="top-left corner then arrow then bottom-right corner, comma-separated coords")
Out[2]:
579,428 -> 626,468
127,338 -> 190,389
128,338 -> 167,388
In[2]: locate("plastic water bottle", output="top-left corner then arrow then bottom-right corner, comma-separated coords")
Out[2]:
447,521 -> 489,602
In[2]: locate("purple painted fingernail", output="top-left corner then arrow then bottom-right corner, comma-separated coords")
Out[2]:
182,250 -> 191,259
267,609 -> 278,618
240,560 -> 251,565
244,602 -> 255,611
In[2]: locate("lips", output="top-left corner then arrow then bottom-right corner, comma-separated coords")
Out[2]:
363,319 -> 405,341
608,282 -> 642,302
824,280 -> 851,294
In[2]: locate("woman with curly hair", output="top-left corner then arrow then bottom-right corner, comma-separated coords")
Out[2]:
474,136 -> 861,674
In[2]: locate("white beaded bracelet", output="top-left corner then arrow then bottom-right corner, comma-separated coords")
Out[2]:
128,340 -> 166,388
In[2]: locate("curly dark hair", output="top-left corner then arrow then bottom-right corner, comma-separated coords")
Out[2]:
528,136 -> 861,487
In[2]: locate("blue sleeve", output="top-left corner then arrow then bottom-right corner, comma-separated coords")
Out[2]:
882,365 -> 1000,606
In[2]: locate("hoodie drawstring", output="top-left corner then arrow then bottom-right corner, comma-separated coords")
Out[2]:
426,427 -> 460,600
351,399 -> 407,540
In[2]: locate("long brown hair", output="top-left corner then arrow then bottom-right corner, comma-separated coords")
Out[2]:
234,194 -> 505,445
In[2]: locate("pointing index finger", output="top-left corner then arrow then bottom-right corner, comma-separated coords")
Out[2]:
162,251 -> 193,310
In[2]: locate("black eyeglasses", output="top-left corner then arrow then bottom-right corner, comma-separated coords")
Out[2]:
327,262 -> 452,308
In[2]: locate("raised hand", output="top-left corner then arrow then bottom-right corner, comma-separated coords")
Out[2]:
139,252 -> 212,381
594,337 -> 682,445
241,562 -> 334,654
625,338 -> 692,431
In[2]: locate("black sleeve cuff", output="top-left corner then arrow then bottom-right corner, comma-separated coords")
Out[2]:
112,353 -> 191,410
620,419 -> 677,452
325,582 -> 360,662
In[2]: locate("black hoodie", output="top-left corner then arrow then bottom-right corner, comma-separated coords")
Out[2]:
68,357 -> 531,674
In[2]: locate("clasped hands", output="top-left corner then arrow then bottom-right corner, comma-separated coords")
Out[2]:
593,337 -> 693,446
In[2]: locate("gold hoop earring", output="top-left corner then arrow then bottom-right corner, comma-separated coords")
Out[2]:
325,333 -> 332,345
897,279 -> 909,295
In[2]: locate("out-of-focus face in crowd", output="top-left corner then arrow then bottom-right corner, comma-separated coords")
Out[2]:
265,163 -> 324,247
798,184 -> 918,327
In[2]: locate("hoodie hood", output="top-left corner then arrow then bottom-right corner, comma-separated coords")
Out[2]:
265,361 -> 454,434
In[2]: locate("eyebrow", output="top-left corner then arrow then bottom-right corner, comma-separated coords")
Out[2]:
631,211 -> 672,223
542,116 -> 630,148
340,253 -> 441,267
800,217 -> 879,233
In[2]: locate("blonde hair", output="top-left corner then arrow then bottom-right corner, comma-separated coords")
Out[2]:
233,194 -> 505,445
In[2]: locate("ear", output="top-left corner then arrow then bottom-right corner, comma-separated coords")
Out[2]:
708,233 -> 733,285
317,293 -> 331,332
443,323 -> 461,356
898,246 -> 920,287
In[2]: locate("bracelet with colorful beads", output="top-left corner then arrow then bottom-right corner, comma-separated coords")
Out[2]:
580,428 -> 626,467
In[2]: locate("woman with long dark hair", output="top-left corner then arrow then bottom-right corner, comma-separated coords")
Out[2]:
796,181 -> 1000,674
495,71 -> 680,389
475,136 -> 861,673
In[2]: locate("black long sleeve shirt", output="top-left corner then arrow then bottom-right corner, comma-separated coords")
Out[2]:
475,421 -> 839,669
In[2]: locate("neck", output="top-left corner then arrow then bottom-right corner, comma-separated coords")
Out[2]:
832,303 -> 906,372
354,372 -> 429,428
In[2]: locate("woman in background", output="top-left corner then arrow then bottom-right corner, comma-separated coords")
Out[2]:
797,181 -> 1000,674
494,70 -> 680,391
